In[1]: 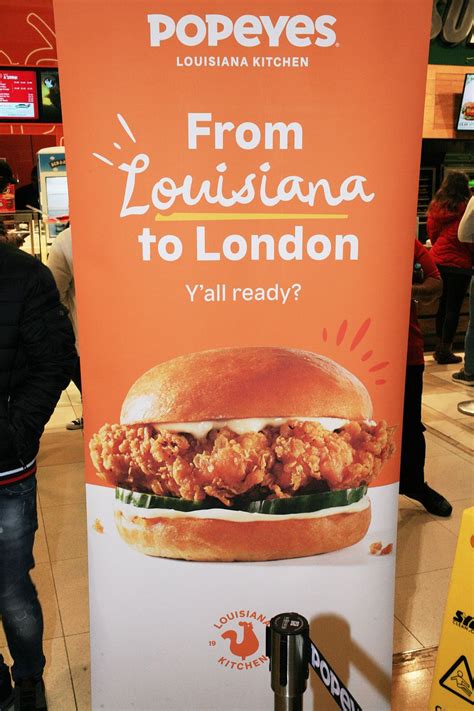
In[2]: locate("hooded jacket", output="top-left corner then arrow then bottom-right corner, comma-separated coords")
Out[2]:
427,201 -> 472,270
0,242 -> 76,482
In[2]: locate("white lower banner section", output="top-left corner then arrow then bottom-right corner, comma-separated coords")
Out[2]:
86,483 -> 398,711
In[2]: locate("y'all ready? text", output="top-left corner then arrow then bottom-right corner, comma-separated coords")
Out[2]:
185,283 -> 302,304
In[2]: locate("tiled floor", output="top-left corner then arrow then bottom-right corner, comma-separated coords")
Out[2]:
1,357 -> 472,710
392,354 -> 473,709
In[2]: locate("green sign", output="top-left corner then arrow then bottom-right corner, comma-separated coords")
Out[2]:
429,0 -> 474,66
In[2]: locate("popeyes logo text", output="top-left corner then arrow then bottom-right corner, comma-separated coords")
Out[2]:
209,609 -> 270,671
147,14 -> 337,48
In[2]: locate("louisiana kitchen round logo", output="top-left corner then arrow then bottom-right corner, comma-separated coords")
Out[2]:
209,609 -> 270,671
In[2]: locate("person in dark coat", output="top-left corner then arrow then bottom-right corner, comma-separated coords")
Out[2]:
0,226 -> 76,711
15,167 -> 40,212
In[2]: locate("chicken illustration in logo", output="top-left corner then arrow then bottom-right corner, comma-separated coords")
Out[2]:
221,621 -> 259,660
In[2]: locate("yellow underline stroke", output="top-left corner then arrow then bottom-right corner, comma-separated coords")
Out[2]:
155,212 -> 348,222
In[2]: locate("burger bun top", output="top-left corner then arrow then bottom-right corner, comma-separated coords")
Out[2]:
120,347 -> 373,425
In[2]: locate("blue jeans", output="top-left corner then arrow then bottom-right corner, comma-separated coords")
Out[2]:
0,476 -> 45,682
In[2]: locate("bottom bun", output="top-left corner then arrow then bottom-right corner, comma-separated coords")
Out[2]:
114,502 -> 371,562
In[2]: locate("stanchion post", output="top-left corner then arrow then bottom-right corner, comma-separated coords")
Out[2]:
266,612 -> 310,711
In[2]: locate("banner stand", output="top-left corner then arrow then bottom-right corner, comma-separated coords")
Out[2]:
52,2 -> 433,707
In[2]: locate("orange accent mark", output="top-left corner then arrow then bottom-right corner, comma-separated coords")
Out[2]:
336,320 -> 348,346
350,318 -> 371,351
369,361 -> 389,373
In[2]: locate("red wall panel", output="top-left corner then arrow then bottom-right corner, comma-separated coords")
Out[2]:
0,135 -> 55,185
0,0 -> 57,66
0,1 -> 60,175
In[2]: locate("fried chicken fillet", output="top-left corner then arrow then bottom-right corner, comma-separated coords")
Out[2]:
90,419 -> 395,507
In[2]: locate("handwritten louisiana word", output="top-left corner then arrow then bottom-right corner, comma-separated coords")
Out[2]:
185,283 -> 302,304
121,156 -> 373,216
93,113 -> 375,217
138,225 -> 358,262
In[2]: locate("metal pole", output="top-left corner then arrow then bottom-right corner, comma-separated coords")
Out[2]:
267,613 -> 309,711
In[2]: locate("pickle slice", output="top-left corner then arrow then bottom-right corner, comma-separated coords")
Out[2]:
115,485 -> 368,515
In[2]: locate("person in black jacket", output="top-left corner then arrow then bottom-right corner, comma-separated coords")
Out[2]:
0,235 -> 76,711
14,167 -> 39,212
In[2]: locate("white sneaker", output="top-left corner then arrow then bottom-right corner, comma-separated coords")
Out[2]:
66,417 -> 83,430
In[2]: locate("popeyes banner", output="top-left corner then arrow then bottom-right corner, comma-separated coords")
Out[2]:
53,2 -> 432,709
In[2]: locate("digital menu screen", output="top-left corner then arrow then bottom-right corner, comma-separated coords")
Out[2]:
457,74 -> 474,131
0,69 -> 38,119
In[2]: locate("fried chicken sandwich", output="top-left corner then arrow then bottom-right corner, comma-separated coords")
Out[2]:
90,347 -> 395,561
461,102 -> 474,120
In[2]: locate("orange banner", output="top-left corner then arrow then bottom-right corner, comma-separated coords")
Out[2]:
54,2 -> 432,708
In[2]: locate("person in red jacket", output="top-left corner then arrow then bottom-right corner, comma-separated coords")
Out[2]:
427,171 -> 472,364
400,239 -> 452,516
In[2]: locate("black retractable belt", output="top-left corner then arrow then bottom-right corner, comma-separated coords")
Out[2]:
266,612 -> 310,711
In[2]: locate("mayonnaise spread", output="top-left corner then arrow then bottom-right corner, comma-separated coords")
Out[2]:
114,496 -> 370,523
158,417 -> 357,439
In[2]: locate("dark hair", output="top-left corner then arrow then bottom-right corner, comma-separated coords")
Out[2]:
0,219 -> 6,238
432,171 -> 471,212
0,160 -> 14,194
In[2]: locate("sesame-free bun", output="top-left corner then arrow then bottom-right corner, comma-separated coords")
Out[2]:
114,502 -> 371,562
120,347 -> 372,425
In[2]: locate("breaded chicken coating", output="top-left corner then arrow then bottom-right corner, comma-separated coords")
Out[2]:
90,420 -> 395,506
